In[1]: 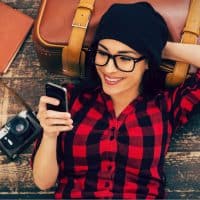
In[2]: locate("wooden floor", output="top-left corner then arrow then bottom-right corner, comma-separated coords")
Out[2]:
0,0 -> 200,199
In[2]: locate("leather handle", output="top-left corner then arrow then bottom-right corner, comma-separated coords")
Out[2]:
166,0 -> 200,87
62,0 -> 95,77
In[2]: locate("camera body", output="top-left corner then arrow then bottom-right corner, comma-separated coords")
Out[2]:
0,110 -> 42,159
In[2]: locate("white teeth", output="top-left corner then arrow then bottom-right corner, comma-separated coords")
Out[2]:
105,76 -> 122,82
104,75 -> 123,85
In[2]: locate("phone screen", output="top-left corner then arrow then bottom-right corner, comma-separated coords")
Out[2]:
45,82 -> 68,112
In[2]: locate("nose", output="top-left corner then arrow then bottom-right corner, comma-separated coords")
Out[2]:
105,57 -> 118,73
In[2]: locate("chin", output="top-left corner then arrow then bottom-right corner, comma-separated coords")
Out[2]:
102,83 -> 121,96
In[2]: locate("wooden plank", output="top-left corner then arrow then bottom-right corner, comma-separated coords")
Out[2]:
169,110 -> 200,152
0,153 -> 199,195
0,192 -> 200,200
167,191 -> 200,199
0,193 -> 54,199
165,152 -> 200,190
0,87 -> 9,127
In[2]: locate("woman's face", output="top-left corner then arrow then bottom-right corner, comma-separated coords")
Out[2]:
95,39 -> 148,99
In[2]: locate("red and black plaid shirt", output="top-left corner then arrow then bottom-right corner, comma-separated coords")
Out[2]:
32,70 -> 200,199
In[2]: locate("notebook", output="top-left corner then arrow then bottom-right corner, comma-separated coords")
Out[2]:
0,2 -> 34,74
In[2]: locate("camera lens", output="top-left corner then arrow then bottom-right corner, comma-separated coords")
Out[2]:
9,116 -> 29,136
16,123 -> 26,132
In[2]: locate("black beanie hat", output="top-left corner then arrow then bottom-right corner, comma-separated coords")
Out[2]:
93,2 -> 169,69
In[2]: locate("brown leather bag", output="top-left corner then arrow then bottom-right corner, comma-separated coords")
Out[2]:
32,0 -> 200,86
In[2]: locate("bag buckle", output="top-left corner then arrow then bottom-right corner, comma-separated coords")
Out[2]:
72,18 -> 90,29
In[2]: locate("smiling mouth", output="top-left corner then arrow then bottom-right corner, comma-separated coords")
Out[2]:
104,75 -> 124,85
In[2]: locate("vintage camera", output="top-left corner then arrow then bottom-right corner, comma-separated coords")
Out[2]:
0,110 -> 42,159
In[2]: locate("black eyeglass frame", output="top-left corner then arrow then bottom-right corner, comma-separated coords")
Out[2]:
94,50 -> 145,72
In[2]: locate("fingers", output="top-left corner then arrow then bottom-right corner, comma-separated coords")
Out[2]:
42,124 -> 73,135
37,96 -> 73,137
44,115 -> 73,127
38,96 -> 60,112
45,109 -> 71,119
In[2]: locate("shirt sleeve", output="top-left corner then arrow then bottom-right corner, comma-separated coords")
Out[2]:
168,70 -> 200,130
30,83 -> 77,168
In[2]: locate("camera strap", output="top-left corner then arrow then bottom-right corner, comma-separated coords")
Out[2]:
0,78 -> 33,112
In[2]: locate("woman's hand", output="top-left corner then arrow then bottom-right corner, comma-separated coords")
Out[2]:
162,42 -> 200,68
37,96 -> 73,138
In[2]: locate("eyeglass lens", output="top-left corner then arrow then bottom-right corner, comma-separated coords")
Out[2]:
95,50 -> 135,72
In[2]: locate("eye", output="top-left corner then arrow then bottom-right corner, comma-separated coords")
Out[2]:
119,56 -> 132,62
97,50 -> 108,57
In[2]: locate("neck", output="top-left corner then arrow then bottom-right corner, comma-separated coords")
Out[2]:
111,89 -> 139,117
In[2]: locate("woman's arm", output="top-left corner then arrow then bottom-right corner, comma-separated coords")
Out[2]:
33,96 -> 73,190
162,42 -> 200,68
33,134 -> 59,190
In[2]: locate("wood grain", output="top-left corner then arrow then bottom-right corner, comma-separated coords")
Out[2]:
0,153 -> 199,198
0,0 -> 199,199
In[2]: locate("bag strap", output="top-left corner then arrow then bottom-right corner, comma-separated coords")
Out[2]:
165,0 -> 200,87
62,0 -> 95,77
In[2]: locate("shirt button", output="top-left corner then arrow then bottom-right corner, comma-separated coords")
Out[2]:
107,165 -> 112,171
109,135 -> 114,140
104,181 -> 110,187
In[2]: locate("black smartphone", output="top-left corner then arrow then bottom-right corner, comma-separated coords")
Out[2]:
45,82 -> 68,112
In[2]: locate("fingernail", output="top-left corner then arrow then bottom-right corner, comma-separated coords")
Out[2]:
67,113 -> 71,117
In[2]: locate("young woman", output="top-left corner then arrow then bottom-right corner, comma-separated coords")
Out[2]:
31,2 -> 200,199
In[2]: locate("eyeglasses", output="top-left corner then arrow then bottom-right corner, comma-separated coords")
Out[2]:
95,49 -> 145,72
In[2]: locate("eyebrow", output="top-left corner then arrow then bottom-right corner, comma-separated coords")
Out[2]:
98,43 -> 108,50
98,43 -> 138,55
